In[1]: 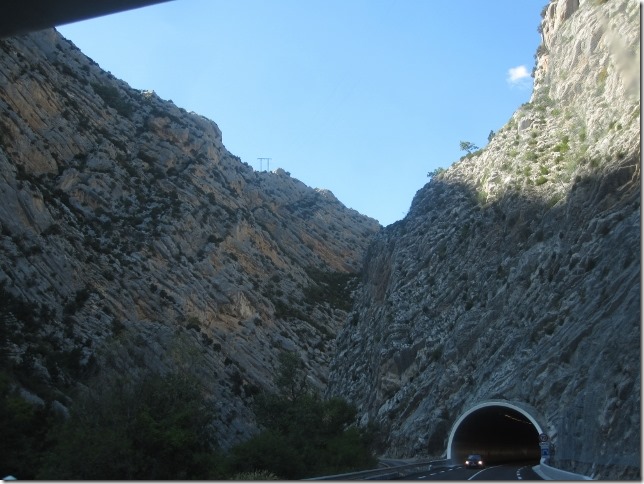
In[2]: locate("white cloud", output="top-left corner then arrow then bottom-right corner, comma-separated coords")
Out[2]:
507,65 -> 531,86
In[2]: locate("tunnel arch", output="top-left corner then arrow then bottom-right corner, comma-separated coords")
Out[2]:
447,400 -> 545,465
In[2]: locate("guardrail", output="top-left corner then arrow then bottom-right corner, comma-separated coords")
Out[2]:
534,458 -> 594,480
305,459 -> 449,480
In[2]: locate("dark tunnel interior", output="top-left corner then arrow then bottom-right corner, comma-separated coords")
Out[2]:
451,406 -> 541,465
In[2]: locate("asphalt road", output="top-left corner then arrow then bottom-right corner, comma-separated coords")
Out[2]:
402,462 -> 543,480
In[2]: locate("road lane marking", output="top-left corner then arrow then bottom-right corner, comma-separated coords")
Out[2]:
418,467 -> 460,479
468,465 -> 503,480
415,467 -> 460,479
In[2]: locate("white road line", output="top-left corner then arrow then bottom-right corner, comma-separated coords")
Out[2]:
416,466 -> 459,479
468,465 -> 502,480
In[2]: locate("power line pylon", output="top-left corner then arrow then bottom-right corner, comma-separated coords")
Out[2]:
257,157 -> 271,172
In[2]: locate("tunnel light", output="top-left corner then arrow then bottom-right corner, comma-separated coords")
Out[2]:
504,413 -> 532,424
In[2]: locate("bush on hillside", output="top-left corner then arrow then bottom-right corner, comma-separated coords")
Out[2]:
225,352 -> 377,479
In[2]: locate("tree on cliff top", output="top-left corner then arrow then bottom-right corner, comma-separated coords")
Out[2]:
459,140 -> 479,154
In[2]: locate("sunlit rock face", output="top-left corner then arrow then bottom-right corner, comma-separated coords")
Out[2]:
326,0 -> 640,479
0,28 -> 380,448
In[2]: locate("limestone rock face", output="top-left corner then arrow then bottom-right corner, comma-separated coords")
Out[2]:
327,0 -> 639,479
0,29 -> 379,448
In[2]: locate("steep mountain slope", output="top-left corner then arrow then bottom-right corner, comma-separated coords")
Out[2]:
327,0 -> 640,479
0,28 -> 379,447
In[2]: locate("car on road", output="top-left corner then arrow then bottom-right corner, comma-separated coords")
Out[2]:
465,454 -> 484,468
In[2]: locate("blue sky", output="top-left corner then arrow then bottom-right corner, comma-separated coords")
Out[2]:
58,0 -> 546,226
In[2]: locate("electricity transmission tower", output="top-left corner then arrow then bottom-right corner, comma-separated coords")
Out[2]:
257,157 -> 271,171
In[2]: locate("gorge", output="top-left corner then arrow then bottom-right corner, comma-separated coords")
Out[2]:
0,0 -> 640,480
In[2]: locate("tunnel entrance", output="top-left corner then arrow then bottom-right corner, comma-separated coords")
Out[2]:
447,401 -> 543,466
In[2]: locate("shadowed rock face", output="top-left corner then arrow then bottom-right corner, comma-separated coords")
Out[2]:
0,29 -> 379,448
326,0 -> 640,479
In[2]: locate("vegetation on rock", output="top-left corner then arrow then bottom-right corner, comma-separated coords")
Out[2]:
227,352 -> 378,479
0,353 -> 377,479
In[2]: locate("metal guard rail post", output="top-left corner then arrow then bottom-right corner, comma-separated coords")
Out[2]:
305,459 -> 449,480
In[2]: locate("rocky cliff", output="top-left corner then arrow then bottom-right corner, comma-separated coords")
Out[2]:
327,0 -> 640,479
0,28 -> 379,448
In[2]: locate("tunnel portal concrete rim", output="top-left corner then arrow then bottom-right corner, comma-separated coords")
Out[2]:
446,400 -> 545,461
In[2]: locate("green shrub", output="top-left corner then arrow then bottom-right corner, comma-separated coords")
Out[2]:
597,66 -> 608,86
227,352 -> 377,479
38,372 -> 222,479
553,143 -> 569,153
0,372 -> 55,479
90,82 -> 133,117
303,267 -> 358,311
186,315 -> 201,331
231,469 -> 279,480
430,345 -> 443,362
427,167 -> 446,178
